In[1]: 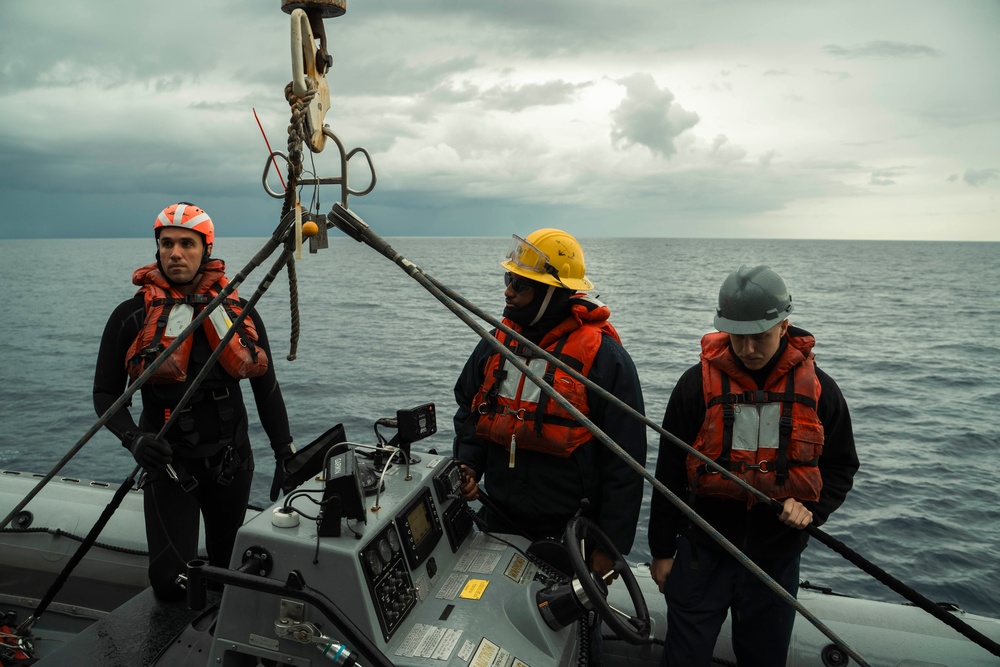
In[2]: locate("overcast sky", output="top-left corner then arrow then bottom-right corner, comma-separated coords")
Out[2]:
1,0 -> 997,240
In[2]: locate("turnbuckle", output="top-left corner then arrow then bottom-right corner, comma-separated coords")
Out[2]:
275,617 -> 322,643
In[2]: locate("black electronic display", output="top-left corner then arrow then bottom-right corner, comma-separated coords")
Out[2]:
395,488 -> 442,569
407,503 -> 432,549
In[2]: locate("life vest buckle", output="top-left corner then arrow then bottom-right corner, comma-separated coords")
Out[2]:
503,407 -> 527,421
168,462 -> 200,493
735,460 -> 771,473
741,389 -> 767,404
139,344 -> 165,361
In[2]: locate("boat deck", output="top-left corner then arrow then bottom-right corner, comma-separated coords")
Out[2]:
32,589 -> 221,666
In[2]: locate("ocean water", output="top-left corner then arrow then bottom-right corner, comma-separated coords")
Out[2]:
1,235 -> 998,618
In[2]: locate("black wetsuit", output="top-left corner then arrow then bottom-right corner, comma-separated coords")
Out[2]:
94,292 -> 292,600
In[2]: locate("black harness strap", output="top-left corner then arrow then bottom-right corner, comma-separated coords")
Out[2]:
533,336 -> 571,435
140,296 -> 183,363
212,443 -> 249,487
707,388 -> 816,410
210,281 -> 261,361
718,374 -> 735,473
775,373 -> 795,485
213,387 -> 236,446
484,334 -> 520,410
225,301 -> 260,360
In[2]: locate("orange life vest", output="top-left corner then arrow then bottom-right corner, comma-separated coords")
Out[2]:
472,294 -> 620,460
126,260 -> 268,384
687,331 -> 824,505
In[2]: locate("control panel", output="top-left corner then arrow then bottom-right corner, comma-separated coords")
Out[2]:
359,524 -> 415,641
433,459 -> 474,552
432,458 -> 463,505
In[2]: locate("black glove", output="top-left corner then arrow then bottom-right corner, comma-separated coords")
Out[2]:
270,443 -> 296,502
126,432 -> 172,470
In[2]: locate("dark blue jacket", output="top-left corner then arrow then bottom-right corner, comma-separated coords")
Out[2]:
648,327 -> 859,562
454,331 -> 647,555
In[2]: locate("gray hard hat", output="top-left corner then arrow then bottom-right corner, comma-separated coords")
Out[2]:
713,265 -> 793,334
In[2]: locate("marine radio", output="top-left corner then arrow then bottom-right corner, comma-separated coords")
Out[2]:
396,402 -> 437,444
317,449 -> 367,537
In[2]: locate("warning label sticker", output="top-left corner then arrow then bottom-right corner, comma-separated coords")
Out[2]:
459,578 -> 489,600
469,638 -> 511,667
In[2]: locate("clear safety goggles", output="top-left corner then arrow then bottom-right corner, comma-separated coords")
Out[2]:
505,234 -> 554,276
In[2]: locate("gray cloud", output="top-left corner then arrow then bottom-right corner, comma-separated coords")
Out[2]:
824,41 -> 943,59
710,135 -> 748,163
0,0 -> 997,241
963,168 -> 999,187
870,170 -> 897,186
817,69 -> 851,81
334,56 -> 480,97
479,80 -> 592,112
609,73 -> 700,158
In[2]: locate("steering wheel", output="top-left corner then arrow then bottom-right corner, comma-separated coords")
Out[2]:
565,516 -> 650,645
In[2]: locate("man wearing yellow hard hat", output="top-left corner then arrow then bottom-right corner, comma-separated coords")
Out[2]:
453,227 -> 647,580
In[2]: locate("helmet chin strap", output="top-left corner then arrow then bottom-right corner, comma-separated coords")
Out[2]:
528,285 -> 557,327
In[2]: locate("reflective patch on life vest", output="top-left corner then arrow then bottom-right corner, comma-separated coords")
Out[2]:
164,303 -> 195,337
495,357 -> 547,404
515,358 -> 547,404
731,403 -> 780,452
207,303 -> 234,339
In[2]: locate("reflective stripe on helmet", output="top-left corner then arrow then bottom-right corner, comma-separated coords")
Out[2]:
155,203 -> 215,246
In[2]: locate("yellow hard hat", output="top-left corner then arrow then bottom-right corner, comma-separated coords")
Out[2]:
501,228 -> 594,291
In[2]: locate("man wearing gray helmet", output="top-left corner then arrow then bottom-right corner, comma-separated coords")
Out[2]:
647,265 -> 859,666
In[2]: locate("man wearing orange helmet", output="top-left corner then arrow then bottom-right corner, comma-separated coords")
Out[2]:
93,202 -> 295,601
453,229 -> 647,577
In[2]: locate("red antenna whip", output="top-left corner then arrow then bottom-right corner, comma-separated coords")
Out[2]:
253,108 -> 286,190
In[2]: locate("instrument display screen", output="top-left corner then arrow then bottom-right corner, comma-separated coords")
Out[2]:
396,488 -> 443,569
407,502 -> 432,549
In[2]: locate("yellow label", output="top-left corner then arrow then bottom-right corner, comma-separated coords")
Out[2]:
459,579 -> 489,600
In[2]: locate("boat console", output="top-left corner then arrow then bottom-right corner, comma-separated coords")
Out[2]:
200,444 -> 589,667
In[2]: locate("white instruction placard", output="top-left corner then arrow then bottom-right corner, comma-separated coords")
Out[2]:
395,624 -> 463,661
472,533 -> 509,551
469,550 -> 502,574
436,572 -> 468,600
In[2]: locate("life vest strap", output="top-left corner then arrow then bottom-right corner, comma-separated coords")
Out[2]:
213,387 -> 236,446
708,389 -> 816,410
476,403 -> 579,429
697,456 -> 818,477
534,336 -> 571,435
775,373 -> 795,484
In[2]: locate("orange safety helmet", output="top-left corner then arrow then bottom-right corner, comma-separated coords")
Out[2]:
154,202 -> 215,247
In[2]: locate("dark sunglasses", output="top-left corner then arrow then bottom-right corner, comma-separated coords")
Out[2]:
504,272 -> 534,294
